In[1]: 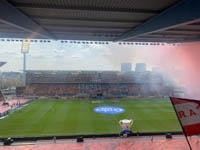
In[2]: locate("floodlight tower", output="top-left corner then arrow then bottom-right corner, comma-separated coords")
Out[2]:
21,39 -> 30,86
0,62 -> 6,89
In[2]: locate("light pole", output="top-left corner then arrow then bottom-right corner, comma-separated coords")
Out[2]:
21,39 -> 30,87
23,52 -> 26,86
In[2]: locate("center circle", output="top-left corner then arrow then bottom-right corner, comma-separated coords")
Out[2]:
94,106 -> 125,114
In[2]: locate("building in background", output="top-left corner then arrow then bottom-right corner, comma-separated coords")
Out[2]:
121,63 -> 132,72
0,72 -> 23,89
135,63 -> 146,72
152,67 -> 160,73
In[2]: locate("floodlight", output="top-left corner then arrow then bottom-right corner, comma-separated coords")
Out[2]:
21,39 -> 30,53
3,138 -> 14,146
77,136 -> 84,142
166,133 -> 172,139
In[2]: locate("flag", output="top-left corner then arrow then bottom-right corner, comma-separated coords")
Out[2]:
170,97 -> 200,136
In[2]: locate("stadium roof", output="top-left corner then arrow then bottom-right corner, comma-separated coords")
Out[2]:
1,0 -> 200,43
0,62 -> 6,68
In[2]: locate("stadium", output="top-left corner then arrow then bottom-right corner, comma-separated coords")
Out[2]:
2,64 -> 180,134
1,0 -> 200,150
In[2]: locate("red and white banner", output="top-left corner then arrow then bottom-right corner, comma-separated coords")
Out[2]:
170,97 -> 200,136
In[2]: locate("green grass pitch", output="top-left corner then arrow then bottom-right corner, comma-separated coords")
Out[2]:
0,99 -> 182,137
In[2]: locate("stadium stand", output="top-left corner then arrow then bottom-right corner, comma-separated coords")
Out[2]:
23,70 -> 175,99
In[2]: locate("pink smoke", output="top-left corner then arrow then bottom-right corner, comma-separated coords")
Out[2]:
150,42 -> 200,99
105,42 -> 200,99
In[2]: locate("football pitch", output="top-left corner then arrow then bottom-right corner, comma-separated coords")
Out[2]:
0,99 -> 182,137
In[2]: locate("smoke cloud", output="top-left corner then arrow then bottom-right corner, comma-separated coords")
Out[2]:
152,42 -> 200,99
103,42 -> 200,99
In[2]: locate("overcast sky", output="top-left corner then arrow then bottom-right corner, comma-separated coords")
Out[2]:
0,39 -> 174,72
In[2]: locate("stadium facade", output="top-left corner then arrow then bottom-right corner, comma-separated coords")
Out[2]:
0,62 -> 6,68
22,69 -> 175,98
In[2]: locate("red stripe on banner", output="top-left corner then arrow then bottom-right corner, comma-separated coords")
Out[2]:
170,97 -> 189,105
170,97 -> 200,105
184,123 -> 200,136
